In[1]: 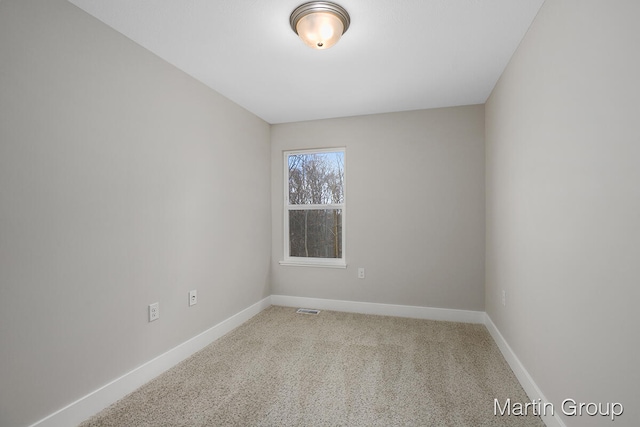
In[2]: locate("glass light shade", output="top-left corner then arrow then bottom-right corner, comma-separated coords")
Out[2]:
296,12 -> 344,49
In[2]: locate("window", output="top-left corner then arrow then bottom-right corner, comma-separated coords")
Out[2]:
281,148 -> 346,268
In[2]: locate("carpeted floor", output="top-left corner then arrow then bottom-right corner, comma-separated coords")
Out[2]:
79,306 -> 544,426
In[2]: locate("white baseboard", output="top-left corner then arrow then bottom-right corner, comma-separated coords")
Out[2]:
484,314 -> 567,427
29,297 -> 272,427
271,295 -> 486,324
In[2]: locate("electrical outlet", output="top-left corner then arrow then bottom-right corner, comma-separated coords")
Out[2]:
149,302 -> 159,322
189,290 -> 197,306
358,268 -> 365,279
501,290 -> 506,307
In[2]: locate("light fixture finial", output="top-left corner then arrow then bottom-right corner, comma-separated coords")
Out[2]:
290,2 -> 350,50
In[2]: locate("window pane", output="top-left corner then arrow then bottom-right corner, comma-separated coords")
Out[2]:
288,152 -> 344,205
289,209 -> 342,258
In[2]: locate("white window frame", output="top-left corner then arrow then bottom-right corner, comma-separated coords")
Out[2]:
280,147 -> 346,268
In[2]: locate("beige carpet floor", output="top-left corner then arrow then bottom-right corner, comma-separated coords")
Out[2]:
79,306 -> 544,426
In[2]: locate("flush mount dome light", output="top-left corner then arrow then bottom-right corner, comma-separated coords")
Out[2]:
290,1 -> 350,50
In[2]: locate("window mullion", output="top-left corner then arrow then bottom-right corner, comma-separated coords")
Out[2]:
287,203 -> 344,211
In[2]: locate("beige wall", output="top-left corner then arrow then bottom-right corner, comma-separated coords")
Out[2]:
271,106 -> 485,310
0,1 -> 271,426
486,1 -> 639,426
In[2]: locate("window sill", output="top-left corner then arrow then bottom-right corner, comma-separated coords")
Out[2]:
279,259 -> 347,269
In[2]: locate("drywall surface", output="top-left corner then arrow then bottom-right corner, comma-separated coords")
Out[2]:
0,1 -> 270,426
271,106 -> 485,311
485,1 -> 639,426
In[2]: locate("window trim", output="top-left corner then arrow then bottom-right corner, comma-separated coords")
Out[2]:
280,147 -> 346,268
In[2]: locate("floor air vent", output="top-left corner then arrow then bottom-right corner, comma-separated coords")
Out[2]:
296,308 -> 320,315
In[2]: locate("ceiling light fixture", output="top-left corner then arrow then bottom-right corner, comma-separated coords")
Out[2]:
290,1 -> 350,50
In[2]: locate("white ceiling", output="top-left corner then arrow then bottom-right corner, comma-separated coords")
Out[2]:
67,0 -> 545,124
